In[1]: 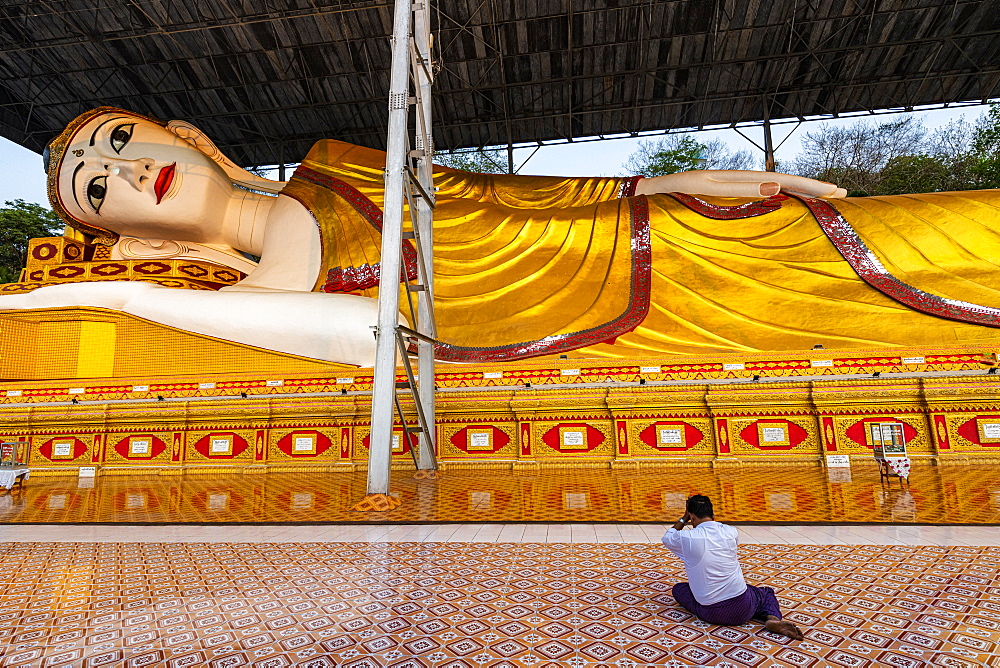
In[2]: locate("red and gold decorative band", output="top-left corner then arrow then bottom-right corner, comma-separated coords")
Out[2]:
666,192 -> 787,218
795,195 -> 1000,327
434,195 -> 653,363
618,176 -> 643,198
290,166 -> 419,292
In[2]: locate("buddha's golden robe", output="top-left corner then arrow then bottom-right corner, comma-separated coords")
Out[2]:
281,140 -> 1000,362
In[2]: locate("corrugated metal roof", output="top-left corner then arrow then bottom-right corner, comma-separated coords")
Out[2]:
0,0 -> 997,166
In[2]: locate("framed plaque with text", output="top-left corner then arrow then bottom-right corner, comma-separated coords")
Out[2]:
209,434 -> 234,456
291,433 -> 317,455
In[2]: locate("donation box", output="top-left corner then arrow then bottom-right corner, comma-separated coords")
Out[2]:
869,422 -> 907,460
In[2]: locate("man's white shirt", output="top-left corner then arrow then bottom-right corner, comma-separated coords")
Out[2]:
661,520 -> 747,605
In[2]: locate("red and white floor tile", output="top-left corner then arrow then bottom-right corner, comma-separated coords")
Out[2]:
0,525 -> 998,667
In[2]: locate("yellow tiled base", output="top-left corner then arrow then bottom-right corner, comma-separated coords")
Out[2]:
0,541 -> 996,667
0,307 -> 347,380
5,369 -> 1000,473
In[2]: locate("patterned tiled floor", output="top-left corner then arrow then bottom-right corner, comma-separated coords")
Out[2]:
0,541 -> 997,667
3,464 -> 999,524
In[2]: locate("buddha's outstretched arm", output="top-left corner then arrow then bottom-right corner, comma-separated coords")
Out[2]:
0,282 -> 384,367
433,168 -> 844,209
634,170 -> 847,198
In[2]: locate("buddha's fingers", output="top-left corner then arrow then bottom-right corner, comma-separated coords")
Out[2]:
767,174 -> 843,198
697,180 -> 779,198
781,186 -> 848,199
704,171 -> 845,198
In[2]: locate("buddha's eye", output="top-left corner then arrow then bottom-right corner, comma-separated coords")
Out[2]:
87,176 -> 108,212
109,123 -> 134,154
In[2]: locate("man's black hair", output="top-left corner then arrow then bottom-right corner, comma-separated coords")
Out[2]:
686,495 -> 714,519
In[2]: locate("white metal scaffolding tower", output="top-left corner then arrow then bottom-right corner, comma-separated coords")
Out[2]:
360,0 -> 437,507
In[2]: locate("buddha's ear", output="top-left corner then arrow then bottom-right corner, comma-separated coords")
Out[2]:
165,119 -> 288,194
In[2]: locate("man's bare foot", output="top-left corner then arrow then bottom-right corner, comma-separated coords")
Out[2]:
764,617 -> 804,640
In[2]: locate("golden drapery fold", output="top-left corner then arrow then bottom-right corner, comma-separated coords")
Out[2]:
290,140 -> 648,360
594,189 -> 1000,359
289,140 -> 1000,361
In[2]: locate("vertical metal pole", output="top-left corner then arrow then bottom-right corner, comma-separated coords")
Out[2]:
763,117 -> 776,172
412,3 -> 437,471
367,0 -> 413,496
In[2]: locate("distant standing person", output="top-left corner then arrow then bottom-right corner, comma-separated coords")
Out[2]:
661,495 -> 804,639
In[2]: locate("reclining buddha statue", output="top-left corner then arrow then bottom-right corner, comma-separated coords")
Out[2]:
3,105 -> 1000,368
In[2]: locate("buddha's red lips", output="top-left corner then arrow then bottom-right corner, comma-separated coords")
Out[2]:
154,163 -> 175,204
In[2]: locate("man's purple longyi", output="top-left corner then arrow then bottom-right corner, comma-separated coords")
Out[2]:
671,582 -> 782,626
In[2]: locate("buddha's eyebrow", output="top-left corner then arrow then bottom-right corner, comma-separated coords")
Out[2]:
89,117 -> 124,146
71,161 -> 85,210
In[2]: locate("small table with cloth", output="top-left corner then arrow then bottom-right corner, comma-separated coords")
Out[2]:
0,468 -> 29,490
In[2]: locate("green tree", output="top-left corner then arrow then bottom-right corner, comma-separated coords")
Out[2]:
877,154 -> 952,195
969,103 -> 1000,189
928,118 -> 978,191
792,111 -> 1000,195
435,147 -> 508,173
0,200 -> 63,283
623,135 -> 756,177
624,136 -> 705,175
793,117 -> 928,196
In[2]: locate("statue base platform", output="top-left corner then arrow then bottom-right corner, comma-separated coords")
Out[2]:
1,334 -> 999,475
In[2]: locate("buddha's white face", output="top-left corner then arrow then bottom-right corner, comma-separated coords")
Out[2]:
55,111 -> 234,243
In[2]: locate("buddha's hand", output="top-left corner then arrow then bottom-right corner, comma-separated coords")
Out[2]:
634,170 -> 847,199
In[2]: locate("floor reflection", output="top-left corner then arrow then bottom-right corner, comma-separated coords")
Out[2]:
2,464 -> 999,524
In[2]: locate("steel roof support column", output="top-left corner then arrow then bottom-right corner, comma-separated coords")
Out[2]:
412,2 -> 438,474
763,117 -> 776,172
356,0 -> 437,511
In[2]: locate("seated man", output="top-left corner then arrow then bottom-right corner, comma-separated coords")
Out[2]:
661,495 -> 804,639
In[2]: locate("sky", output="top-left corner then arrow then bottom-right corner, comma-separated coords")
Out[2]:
513,103 -> 991,177
0,103 -> 991,207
